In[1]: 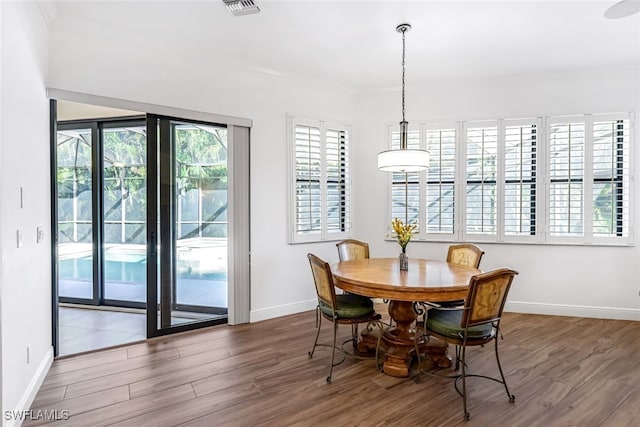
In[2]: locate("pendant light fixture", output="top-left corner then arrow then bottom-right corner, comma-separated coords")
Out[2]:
377,23 -> 429,173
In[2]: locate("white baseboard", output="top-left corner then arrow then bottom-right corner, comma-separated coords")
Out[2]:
505,301 -> 640,321
6,346 -> 54,427
251,299 -> 640,324
250,299 -> 317,323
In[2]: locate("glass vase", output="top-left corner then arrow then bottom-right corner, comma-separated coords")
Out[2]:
399,251 -> 409,271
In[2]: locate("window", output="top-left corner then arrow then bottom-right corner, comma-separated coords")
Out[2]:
385,112 -> 633,246
384,123 -> 458,240
504,120 -> 538,238
464,122 -> 498,236
547,114 -> 632,244
592,117 -> 631,238
288,115 -> 351,243
426,126 -> 456,234
389,125 -> 421,227
548,118 -> 585,237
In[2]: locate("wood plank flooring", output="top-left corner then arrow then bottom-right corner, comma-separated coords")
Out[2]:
27,306 -> 640,426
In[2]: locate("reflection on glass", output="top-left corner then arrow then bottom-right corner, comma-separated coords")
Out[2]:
57,128 -> 94,299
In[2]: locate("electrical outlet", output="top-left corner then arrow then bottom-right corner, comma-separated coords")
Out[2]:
17,229 -> 23,248
37,226 -> 44,244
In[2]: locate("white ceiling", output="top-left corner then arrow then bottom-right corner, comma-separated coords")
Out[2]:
51,0 -> 640,91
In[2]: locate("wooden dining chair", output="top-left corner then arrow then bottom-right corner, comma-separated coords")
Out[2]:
336,239 -> 370,261
438,243 -> 485,308
447,243 -> 484,269
415,268 -> 518,421
336,239 -> 393,327
307,253 -> 383,384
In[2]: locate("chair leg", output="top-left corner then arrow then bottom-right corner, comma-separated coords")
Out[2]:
494,333 -> 515,403
455,345 -> 461,371
308,307 -> 322,358
327,319 -> 339,384
461,343 -> 470,421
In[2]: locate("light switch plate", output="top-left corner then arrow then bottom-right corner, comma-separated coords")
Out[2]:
17,229 -> 23,248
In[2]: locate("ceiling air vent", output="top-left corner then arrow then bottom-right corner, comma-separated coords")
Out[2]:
223,0 -> 260,16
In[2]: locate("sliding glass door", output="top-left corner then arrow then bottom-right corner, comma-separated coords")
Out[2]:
147,115 -> 228,335
57,117 -> 228,324
54,106 -> 242,348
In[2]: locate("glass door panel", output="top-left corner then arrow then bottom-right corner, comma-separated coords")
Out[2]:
102,123 -> 147,305
152,117 -> 229,333
57,126 -> 95,301
174,123 -> 228,317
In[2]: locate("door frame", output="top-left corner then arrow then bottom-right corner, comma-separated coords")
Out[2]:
49,89 -> 251,355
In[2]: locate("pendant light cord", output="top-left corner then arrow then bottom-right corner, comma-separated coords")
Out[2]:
401,27 -> 408,224
401,27 -> 406,122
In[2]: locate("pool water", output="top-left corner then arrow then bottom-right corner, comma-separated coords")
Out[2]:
59,254 -> 228,283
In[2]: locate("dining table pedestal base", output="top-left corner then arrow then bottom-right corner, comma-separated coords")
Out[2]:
359,300 -> 451,378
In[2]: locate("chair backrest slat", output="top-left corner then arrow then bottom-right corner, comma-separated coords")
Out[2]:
308,253 -> 337,310
462,268 -> 518,327
336,239 -> 370,262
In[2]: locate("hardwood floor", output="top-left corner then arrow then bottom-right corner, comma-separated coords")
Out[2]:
28,306 -> 640,426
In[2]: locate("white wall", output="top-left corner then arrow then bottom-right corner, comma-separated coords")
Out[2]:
48,23 -> 358,323
46,7 -> 640,336
0,1 -> 53,424
353,65 -> 640,320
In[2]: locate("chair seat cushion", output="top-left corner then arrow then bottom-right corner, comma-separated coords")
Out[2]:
320,294 -> 375,318
427,308 -> 493,340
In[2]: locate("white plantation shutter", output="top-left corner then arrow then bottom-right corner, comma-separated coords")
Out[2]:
548,118 -> 585,237
294,124 -> 322,236
325,128 -> 350,235
390,125 -> 421,227
591,114 -> 632,241
425,127 -> 456,234
288,116 -> 351,243
383,112 -> 632,246
465,123 -> 498,236
504,119 -> 539,237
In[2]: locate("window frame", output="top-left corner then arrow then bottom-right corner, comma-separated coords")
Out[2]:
287,114 -> 352,244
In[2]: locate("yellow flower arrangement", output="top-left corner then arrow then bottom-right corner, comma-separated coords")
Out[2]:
391,218 -> 417,252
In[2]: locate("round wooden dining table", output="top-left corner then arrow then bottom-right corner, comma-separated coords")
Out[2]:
331,257 -> 480,378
